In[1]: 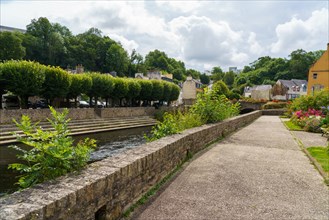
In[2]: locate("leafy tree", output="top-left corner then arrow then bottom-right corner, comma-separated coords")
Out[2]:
144,50 -> 171,71
200,73 -> 210,85
26,17 -> 54,64
9,107 -> 96,188
126,78 -> 141,106
137,80 -> 153,105
161,81 -> 173,104
223,71 -> 235,88
105,43 -> 129,76
186,69 -> 201,79
0,31 -> 26,60
150,79 -> 164,101
41,66 -> 71,106
111,77 -> 129,106
100,74 -> 114,107
128,49 -> 144,77
172,68 -> 185,81
211,66 -> 224,82
169,84 -> 180,104
86,73 -> 113,107
67,74 -> 92,106
0,60 -> 45,108
212,80 -> 229,97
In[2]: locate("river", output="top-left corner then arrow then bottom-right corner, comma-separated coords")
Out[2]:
0,126 -> 152,197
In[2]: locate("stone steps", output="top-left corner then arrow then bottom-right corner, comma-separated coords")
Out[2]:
0,117 -> 157,145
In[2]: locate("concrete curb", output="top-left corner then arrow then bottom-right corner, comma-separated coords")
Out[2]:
281,118 -> 329,183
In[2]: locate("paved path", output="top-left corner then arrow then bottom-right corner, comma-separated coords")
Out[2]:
134,116 -> 329,220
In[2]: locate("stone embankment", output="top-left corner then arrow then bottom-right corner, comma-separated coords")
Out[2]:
0,107 -> 156,124
0,111 -> 261,220
0,116 -> 157,145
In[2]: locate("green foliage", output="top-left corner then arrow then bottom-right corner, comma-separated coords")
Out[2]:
151,79 -> 164,101
146,111 -> 203,141
0,31 -> 26,61
169,84 -> 180,102
146,89 -> 240,141
86,73 -> 113,103
8,107 -> 96,188
284,120 -> 303,131
307,147 -> 329,172
67,73 -> 92,100
199,73 -> 210,85
105,43 -> 129,76
0,60 -> 45,108
161,81 -> 172,103
212,80 -> 229,97
112,77 -> 129,101
126,78 -> 141,100
288,89 -> 329,113
41,65 -> 71,104
191,90 -> 240,123
138,79 -> 153,101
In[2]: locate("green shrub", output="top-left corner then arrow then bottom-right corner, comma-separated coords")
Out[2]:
191,90 -> 240,123
288,89 -> 329,114
8,107 -> 96,188
146,89 -> 239,141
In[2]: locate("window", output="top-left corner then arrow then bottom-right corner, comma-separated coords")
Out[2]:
313,73 -> 318,79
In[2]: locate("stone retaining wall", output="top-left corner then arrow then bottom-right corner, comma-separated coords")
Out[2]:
96,107 -> 156,118
0,111 -> 262,220
0,107 -> 156,124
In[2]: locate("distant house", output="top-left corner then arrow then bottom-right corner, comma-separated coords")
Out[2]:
272,79 -> 307,100
182,76 -> 203,105
307,43 -> 329,95
147,70 -> 162,80
161,73 -> 173,82
0,25 -> 26,33
244,85 -> 272,100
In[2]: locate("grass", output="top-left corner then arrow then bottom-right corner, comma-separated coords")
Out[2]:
284,120 -> 303,131
307,147 -> 329,173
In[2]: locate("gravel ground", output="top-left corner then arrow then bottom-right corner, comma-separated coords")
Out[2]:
133,116 -> 329,220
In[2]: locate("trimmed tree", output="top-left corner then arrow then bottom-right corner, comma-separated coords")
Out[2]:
41,66 -> 71,106
137,79 -> 153,106
112,77 -> 129,106
126,79 -> 141,106
0,60 -> 45,108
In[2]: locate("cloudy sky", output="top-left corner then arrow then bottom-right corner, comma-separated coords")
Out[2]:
1,0 -> 328,72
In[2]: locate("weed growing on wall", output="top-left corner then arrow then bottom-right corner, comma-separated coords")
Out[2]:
146,89 -> 240,141
8,107 -> 96,188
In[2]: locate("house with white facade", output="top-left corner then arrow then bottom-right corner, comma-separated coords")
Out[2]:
272,79 -> 307,100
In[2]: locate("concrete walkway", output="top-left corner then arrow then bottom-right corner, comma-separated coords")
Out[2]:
134,116 -> 329,220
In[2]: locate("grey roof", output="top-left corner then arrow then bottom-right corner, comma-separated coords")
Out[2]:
278,79 -> 307,88
254,85 -> 272,91
244,84 -> 272,93
0,25 -> 26,33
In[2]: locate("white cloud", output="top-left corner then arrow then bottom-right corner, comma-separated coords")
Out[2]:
271,8 -> 329,54
1,1 -> 328,72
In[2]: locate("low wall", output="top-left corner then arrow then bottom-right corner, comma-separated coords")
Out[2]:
261,109 -> 286,116
96,107 -> 156,118
0,111 -> 262,220
0,107 -> 156,124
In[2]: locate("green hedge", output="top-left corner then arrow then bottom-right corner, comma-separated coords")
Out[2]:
0,60 -> 180,108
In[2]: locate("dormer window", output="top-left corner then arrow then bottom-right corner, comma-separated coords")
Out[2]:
313,73 -> 318,79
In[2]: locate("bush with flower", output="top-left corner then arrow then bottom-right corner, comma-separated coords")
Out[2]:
291,108 -> 326,132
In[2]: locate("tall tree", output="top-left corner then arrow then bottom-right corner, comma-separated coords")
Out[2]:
105,43 -> 129,76
0,32 -> 26,61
